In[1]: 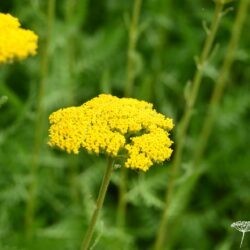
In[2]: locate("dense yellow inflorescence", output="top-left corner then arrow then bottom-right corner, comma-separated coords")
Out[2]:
48,94 -> 174,171
0,13 -> 38,64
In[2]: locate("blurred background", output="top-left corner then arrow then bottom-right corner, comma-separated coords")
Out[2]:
0,0 -> 250,249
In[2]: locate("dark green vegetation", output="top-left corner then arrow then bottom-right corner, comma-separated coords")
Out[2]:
0,0 -> 250,249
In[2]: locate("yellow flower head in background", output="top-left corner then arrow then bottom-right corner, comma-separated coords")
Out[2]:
48,94 -> 174,171
0,13 -> 38,64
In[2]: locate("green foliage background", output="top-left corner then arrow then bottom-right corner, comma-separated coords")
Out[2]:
0,0 -> 250,249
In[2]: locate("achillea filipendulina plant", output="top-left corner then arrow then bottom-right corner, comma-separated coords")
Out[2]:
49,94 -> 174,171
0,13 -> 38,64
48,94 -> 174,249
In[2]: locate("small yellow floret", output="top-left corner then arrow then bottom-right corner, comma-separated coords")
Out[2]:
48,94 -> 174,171
0,13 -> 38,64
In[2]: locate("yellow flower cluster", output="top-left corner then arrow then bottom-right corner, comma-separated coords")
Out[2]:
0,13 -> 38,64
48,94 -> 174,171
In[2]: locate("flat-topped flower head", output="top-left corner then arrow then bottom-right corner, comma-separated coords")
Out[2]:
48,94 -> 174,171
0,13 -> 38,64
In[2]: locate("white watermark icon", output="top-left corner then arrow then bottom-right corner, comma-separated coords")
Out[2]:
231,221 -> 250,248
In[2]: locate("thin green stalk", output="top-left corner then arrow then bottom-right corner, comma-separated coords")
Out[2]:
81,158 -> 115,250
193,0 -> 250,167
124,0 -> 142,97
158,1 -> 250,248
25,0 -> 55,237
153,2 -> 225,249
117,0 -> 143,228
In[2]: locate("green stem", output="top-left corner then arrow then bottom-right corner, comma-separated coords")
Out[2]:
25,0 -> 55,237
153,2 -> 225,249
160,1 -> 250,246
193,0 -> 250,167
169,0 -> 250,222
81,158 -> 115,250
173,0 -> 224,177
124,0 -> 142,97
117,0 -> 143,229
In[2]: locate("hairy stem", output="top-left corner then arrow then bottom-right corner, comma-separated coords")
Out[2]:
81,158 -> 115,250
153,1 -> 225,249
25,0 -> 55,237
